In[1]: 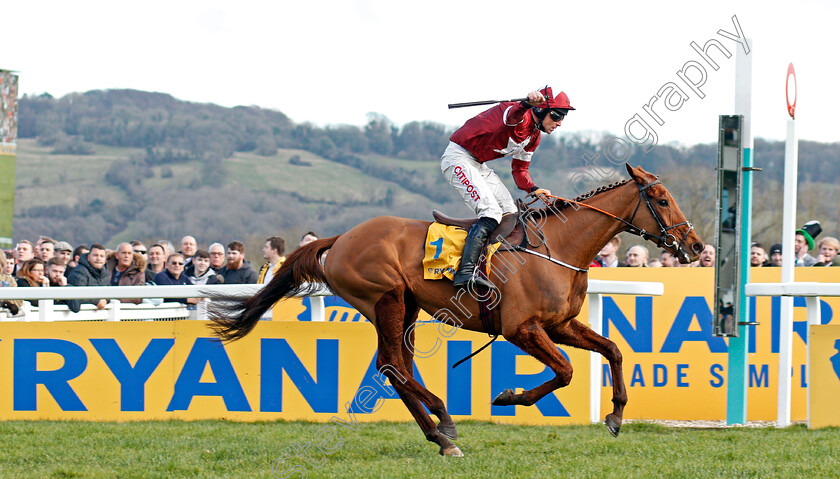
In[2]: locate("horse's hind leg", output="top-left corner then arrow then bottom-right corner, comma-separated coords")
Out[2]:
374,287 -> 462,457
401,297 -> 457,440
492,319 -> 573,407
547,318 -> 626,437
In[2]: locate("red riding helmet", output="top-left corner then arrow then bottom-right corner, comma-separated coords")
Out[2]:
532,86 -> 574,131
536,86 -> 575,110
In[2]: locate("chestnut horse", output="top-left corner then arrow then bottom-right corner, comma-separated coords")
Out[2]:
208,164 -> 703,457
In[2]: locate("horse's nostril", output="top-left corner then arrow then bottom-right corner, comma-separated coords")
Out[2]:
692,242 -> 704,254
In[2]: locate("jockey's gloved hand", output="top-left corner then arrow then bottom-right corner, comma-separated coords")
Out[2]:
526,90 -> 546,107
529,186 -> 552,197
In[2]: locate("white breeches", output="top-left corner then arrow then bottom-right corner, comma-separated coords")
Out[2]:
441,142 -> 516,223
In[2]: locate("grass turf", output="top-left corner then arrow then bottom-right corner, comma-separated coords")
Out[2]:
0,420 -> 837,478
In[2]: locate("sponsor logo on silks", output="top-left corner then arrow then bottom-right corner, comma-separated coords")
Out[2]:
453,166 -> 481,202
831,338 -> 840,382
427,267 -> 456,276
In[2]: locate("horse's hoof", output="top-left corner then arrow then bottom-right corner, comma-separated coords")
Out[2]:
492,388 -> 516,406
438,423 -> 459,440
605,414 -> 621,437
440,445 -> 464,457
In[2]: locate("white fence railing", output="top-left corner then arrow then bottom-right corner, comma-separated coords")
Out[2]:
745,281 -> 840,428
1,280 -> 664,423
586,280 -> 664,423
0,284 -> 331,323
6,301 -> 193,322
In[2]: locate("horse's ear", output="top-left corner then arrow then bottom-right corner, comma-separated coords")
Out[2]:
625,163 -> 654,184
625,163 -> 642,183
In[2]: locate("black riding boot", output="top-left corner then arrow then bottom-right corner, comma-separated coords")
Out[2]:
452,217 -> 499,291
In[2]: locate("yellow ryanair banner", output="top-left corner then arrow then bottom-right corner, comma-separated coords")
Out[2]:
0,321 -> 589,424
1,267 -> 838,423
271,267 -> 840,422
591,267 -> 839,421
808,325 -> 840,428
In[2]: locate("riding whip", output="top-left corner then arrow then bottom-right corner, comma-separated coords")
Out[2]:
448,98 -> 529,109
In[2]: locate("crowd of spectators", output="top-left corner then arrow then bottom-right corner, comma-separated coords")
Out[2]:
0,232 -> 320,315
592,220 -> 839,269
2,218 -> 837,316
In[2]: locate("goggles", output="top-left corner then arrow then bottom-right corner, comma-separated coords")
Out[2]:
549,109 -> 567,122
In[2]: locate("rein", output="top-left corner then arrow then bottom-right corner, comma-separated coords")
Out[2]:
535,180 -> 694,262
503,244 -> 589,273
496,179 -> 695,271
553,180 -> 694,262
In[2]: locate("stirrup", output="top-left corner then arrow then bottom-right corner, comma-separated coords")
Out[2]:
453,271 -> 496,291
468,274 -> 497,292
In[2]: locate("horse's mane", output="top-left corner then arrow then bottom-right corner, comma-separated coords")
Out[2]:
526,179 -> 633,217
569,179 -> 633,203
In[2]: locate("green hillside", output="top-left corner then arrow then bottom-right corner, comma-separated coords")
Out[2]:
227,150 -> 392,203
15,141 -> 134,210
13,139 -> 459,256
11,88 -> 840,257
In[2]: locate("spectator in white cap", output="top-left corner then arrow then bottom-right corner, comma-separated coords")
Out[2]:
54,241 -> 73,265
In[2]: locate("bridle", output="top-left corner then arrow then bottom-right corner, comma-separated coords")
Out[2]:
510,178 -> 695,270
620,179 -> 695,263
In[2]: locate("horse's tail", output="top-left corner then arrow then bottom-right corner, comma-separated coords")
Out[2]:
207,235 -> 340,342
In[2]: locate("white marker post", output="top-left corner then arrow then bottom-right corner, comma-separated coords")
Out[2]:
777,63 -> 798,427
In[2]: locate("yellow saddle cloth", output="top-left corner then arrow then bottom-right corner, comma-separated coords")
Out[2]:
423,222 -> 501,280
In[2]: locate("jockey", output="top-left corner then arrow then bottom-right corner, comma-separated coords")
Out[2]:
442,86 -> 574,290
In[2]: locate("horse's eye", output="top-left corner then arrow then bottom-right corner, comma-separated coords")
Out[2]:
658,199 -> 669,207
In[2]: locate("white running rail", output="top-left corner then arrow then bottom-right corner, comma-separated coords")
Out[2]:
745,281 -> 840,428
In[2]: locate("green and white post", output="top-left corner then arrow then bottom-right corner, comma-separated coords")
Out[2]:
726,39 -> 753,425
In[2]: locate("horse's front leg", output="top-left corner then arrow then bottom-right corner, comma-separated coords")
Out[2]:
491,319 -> 573,407
547,318 -> 626,437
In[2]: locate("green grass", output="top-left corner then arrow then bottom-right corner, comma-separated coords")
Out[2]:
227,150 -> 394,203
0,420 -> 836,478
360,153 -> 443,177
14,140 -> 132,209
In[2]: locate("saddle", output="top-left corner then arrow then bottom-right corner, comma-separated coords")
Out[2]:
431,204 -> 526,247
